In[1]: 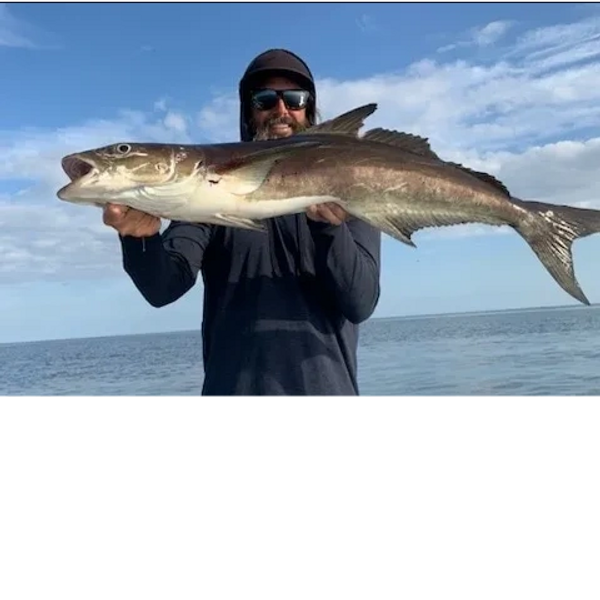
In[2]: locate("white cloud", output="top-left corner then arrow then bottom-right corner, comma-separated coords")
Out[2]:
474,21 -> 513,46
0,103 -> 195,283
163,111 -> 188,135
0,3 -> 56,49
315,59 -> 600,155
196,94 -> 240,142
2,14 -> 600,284
438,20 -> 513,53
0,106 -> 192,185
0,193 -> 121,284
514,16 -> 600,56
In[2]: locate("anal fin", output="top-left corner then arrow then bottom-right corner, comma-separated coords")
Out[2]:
358,213 -> 417,247
357,202 -> 502,246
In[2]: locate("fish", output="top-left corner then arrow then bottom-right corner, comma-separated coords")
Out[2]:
57,103 -> 600,305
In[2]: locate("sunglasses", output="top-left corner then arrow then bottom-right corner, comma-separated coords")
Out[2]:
250,88 -> 311,111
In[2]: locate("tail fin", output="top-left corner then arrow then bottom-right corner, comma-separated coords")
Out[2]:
512,198 -> 600,305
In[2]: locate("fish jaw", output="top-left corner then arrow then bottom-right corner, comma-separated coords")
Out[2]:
57,153 -> 142,206
57,145 -> 188,206
57,176 -> 137,206
57,154 -> 103,204
56,150 -> 237,220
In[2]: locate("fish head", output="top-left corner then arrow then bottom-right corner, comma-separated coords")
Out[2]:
56,142 -> 203,205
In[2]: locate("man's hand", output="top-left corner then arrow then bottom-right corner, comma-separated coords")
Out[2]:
103,203 -> 161,237
306,202 -> 349,226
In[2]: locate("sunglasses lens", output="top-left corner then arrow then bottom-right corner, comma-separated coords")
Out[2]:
251,89 -> 310,111
252,90 -> 279,110
282,90 -> 309,110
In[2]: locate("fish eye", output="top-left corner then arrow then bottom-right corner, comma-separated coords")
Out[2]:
115,143 -> 131,155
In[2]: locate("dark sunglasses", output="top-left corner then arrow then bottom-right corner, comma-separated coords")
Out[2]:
250,88 -> 311,111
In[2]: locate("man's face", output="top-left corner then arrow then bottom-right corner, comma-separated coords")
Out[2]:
249,76 -> 310,140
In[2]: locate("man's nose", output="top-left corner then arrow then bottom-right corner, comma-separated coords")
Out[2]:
272,97 -> 288,116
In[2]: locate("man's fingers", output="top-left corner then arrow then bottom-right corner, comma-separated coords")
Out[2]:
319,204 -> 344,226
102,203 -> 160,237
103,203 -> 128,226
106,203 -> 129,218
116,217 -> 141,237
306,205 -> 320,221
322,208 -> 341,225
306,203 -> 349,225
328,204 -> 349,223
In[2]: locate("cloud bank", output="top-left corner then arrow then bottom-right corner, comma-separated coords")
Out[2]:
2,15 -> 600,284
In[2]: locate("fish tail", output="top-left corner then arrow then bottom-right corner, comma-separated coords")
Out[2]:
512,198 -> 600,305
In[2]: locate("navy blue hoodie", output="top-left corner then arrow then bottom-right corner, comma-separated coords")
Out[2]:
119,49 -> 382,395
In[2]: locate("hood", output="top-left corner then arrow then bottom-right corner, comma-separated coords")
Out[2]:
238,48 -> 317,141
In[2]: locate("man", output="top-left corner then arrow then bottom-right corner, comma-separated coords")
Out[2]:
103,48 -> 382,395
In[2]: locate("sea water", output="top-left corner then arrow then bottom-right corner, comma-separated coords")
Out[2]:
2,305 -> 599,395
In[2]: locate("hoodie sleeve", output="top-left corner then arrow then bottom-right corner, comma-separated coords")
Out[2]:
119,221 -> 213,308
308,217 -> 381,324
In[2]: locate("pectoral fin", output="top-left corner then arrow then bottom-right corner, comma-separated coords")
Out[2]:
211,141 -> 319,196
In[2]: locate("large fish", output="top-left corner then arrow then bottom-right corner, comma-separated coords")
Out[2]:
57,103 -> 600,305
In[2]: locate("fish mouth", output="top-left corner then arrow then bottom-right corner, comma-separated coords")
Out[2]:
61,155 -> 97,183
57,154 -> 100,202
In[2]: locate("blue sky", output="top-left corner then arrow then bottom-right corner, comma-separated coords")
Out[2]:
2,1 -> 600,343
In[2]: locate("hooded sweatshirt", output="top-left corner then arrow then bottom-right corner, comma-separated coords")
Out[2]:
119,48 -> 382,395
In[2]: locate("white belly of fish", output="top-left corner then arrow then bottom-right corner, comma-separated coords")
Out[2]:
127,177 -> 341,224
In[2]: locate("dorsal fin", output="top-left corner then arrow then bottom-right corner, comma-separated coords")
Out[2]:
362,126 -> 512,197
447,162 -> 512,197
362,128 -> 441,160
300,103 -> 377,137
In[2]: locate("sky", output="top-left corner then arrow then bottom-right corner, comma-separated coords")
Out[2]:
2,1 -> 600,343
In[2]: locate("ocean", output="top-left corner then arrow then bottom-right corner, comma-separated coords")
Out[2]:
2,304 -> 600,395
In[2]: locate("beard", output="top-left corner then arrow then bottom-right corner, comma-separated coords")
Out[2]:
252,115 -> 309,141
